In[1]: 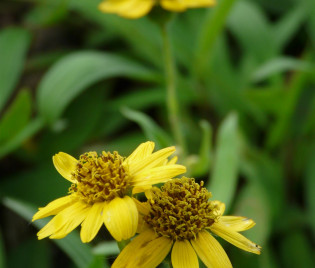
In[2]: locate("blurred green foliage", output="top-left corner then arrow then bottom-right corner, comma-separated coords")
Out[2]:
1,0 -> 315,267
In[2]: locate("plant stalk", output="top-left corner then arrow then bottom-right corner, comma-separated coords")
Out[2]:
161,22 -> 187,157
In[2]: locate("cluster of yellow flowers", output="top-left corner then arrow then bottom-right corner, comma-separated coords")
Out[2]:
33,142 -> 261,268
98,0 -> 216,19
33,1 -> 262,267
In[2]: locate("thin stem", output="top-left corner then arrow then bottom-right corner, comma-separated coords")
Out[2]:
161,23 -> 187,157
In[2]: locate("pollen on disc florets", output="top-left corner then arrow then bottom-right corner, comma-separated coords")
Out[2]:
69,151 -> 131,204
144,177 -> 221,240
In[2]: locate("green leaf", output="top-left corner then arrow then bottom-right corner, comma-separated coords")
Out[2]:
7,237 -> 49,268
37,51 -> 160,124
194,0 -> 236,76
0,230 -> 5,268
235,181 -> 270,246
209,34 -> 239,89
308,5 -> 315,46
0,27 -> 31,112
204,34 -> 266,126
305,144 -> 315,236
241,151 -> 285,220
107,88 -> 165,112
273,2 -> 310,51
252,57 -> 313,82
2,197 -> 94,268
0,117 -> 44,159
0,161 -> 68,205
25,50 -> 69,72
121,107 -> 172,149
190,120 -> 212,177
92,241 -> 119,256
88,256 -> 107,268
266,57 -> 311,149
86,131 -> 145,157
24,1 -> 68,27
38,86 -> 106,155
0,89 -> 32,144
227,1 -> 275,63
207,113 -> 240,210
280,231 -> 315,268
258,246 -> 279,268
69,0 -> 162,67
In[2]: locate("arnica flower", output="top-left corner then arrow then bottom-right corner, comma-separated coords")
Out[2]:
32,142 -> 186,243
99,0 -> 216,19
113,177 -> 261,268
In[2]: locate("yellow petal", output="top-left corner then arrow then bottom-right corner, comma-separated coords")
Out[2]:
144,188 -> 154,199
132,198 -> 151,232
124,141 -> 155,164
167,156 -> 178,165
37,201 -> 88,240
99,0 -> 154,19
212,200 -> 225,215
219,216 -> 256,232
52,152 -> 77,183
132,198 -> 150,216
210,222 -> 262,254
191,230 -> 232,268
184,0 -> 216,8
32,195 -> 73,221
160,0 -> 187,11
132,164 -> 186,187
128,146 -> 176,175
49,207 -> 89,239
129,236 -> 173,268
132,185 -> 152,195
112,229 -> 157,268
80,202 -> 105,243
137,216 -> 151,234
103,196 -> 138,241
161,0 -> 215,11
171,240 -> 198,268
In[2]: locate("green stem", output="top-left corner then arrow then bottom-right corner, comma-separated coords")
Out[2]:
117,239 -> 131,252
161,22 -> 187,157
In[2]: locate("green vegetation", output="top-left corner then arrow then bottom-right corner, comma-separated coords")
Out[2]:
1,0 -> 315,267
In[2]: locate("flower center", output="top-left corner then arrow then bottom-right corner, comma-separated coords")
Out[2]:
69,151 -> 131,204
144,177 -> 220,240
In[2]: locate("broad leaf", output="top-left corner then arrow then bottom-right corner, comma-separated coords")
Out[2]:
37,51 -> 160,123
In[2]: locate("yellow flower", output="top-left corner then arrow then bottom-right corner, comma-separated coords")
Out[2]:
99,0 -> 216,19
32,141 -> 186,243
113,177 -> 261,268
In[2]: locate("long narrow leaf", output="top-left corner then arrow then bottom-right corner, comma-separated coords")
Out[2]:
121,107 -> 172,149
0,117 -> 44,159
252,57 -> 313,82
0,89 -> 32,144
227,1 -> 275,63
207,113 -> 240,210
273,3 -> 310,51
2,197 -> 94,268
0,27 -> 31,112
0,230 -> 4,268
194,0 -> 236,76
190,120 -> 212,177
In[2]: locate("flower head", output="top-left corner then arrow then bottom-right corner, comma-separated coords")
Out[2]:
99,0 -> 216,19
113,177 -> 261,268
32,142 -> 186,243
